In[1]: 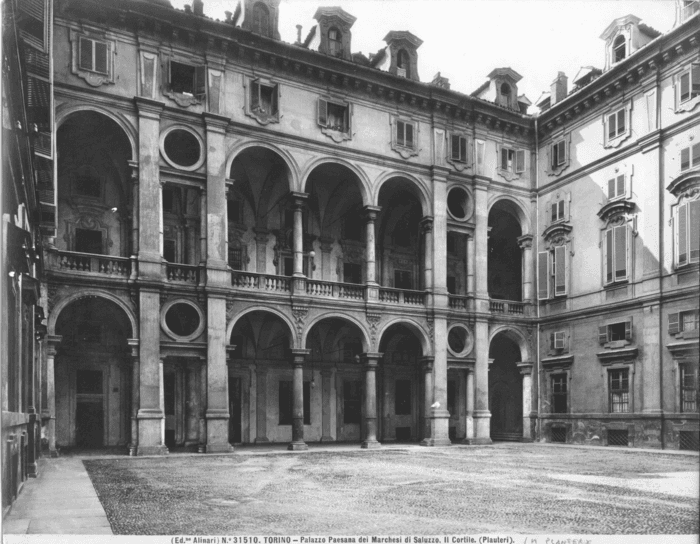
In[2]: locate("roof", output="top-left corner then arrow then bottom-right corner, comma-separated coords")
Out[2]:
486,67 -> 523,83
470,80 -> 490,97
572,66 -> 602,86
638,22 -> 662,39
517,94 -> 532,106
313,6 -> 357,27
383,31 -> 423,48
600,14 -> 641,40
535,91 -> 551,107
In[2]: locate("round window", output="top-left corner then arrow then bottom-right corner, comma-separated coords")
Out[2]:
161,128 -> 203,170
447,324 -> 472,358
163,301 -> 203,340
447,187 -> 470,221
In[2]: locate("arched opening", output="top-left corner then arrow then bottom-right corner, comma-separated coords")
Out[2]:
305,163 -> 365,284
229,147 -> 293,275
613,35 -> 626,63
397,49 -> 410,78
229,311 -> 293,444
378,178 -> 426,291
379,323 -> 424,442
252,2 -> 270,37
56,111 -> 132,258
306,317 -> 366,442
328,27 -> 342,57
489,331 -> 523,441
54,296 -> 132,449
488,200 -> 523,301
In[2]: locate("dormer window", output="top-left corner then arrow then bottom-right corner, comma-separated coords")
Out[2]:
613,35 -> 626,63
253,2 -> 271,37
397,49 -> 410,78
328,28 -> 342,57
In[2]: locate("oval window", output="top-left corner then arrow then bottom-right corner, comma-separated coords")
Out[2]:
163,129 -> 201,168
447,325 -> 472,357
165,302 -> 201,337
447,187 -> 470,221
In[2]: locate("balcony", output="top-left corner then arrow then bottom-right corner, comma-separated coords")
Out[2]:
489,299 -> 528,316
306,279 -> 364,301
378,287 -> 426,306
165,263 -> 199,284
448,294 -> 473,311
48,250 -> 131,279
231,271 -> 291,294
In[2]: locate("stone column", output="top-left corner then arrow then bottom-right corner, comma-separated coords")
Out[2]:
420,217 -> 433,291
467,318 -> 492,445
466,234 -> 475,296
198,356 -> 207,453
134,97 -> 165,281
289,349 -> 309,450
319,237 -> 334,280
642,303 -> 663,417
253,228 -> 269,274
474,183 -> 489,301
45,335 -> 61,457
128,160 -> 139,277
292,193 -> 308,277
254,368 -> 269,443
518,235 -> 534,304
431,167 -> 449,302
127,339 -> 139,456
361,353 -> 382,449
320,369 -> 334,442
205,296 -> 232,453
199,187 -> 207,267
464,369 -> 475,441
419,356 -> 434,443
517,362 -> 534,442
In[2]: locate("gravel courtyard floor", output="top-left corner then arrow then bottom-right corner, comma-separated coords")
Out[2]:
82,444 -> 699,535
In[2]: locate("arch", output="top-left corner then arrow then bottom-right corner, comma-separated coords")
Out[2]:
55,104 -> 136,161
226,305 -> 296,347
49,289 -> 137,338
376,317 -> 432,356
301,157 -> 372,206
488,325 -> 531,363
374,171 -> 432,217
487,195 -> 531,234
302,312 -> 371,353
226,140 -> 300,193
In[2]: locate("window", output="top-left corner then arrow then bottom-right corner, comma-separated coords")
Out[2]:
78,37 -> 108,74
607,173 -> 626,200
397,49 -> 410,78
446,276 -> 456,295
446,232 -> 456,254
451,135 -> 468,163
343,381 -> 362,424
168,61 -> 205,98
669,309 -> 700,336
609,369 -> 629,413
250,80 -> 278,118
603,224 -> 629,284
551,199 -> 565,222
396,120 -> 415,148
680,143 -> 700,171
228,246 -> 243,270
328,28 -> 342,57
500,147 -> 525,173
680,364 -> 699,413
551,374 -> 568,414
607,108 -> 626,140
537,245 -> 568,299
598,320 -> 633,344
164,239 -> 176,263
550,140 -> 567,169
613,35 -> 626,63
550,331 -> 567,351
447,380 -> 456,415
318,98 -> 350,134
343,262 -> 362,284
395,379 -> 411,415
252,2 -> 270,37
394,270 -> 412,289
279,380 -> 310,425
75,228 -> 102,254
679,64 -> 700,104
675,199 -> 700,266
162,129 -> 202,169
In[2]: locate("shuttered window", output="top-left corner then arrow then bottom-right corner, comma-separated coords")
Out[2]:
250,81 -> 278,117
679,64 -> 700,103
550,331 -> 566,350
318,98 -> 349,132
554,245 -> 568,296
551,140 -> 566,168
603,225 -> 628,284
676,200 -> 700,266
610,369 -> 630,413
451,135 -> 467,162
607,174 -> 626,200
680,143 -> 700,171
538,251 -> 550,300
78,37 -> 108,74
396,120 -> 415,148
607,108 -> 626,139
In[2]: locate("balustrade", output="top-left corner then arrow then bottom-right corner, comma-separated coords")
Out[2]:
231,271 -> 290,293
306,279 -> 365,300
378,287 -> 426,306
166,263 -> 199,283
53,250 -> 131,278
489,299 -> 527,315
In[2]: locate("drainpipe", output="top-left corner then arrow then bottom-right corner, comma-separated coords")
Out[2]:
656,70 -> 665,450
534,116 -> 541,442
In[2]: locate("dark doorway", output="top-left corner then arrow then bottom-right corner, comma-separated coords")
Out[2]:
488,205 -> 523,301
489,334 -> 523,441
164,372 -> 176,448
229,377 -> 242,444
76,401 -> 104,447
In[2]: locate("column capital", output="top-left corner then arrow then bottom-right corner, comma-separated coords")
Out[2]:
420,355 -> 434,372
363,205 -> 381,221
225,345 -> 237,363
128,160 -> 139,181
517,234 -> 534,250
290,192 -> 309,208
361,352 -> 383,366
517,362 -> 534,375
134,96 -> 165,118
253,227 -> 270,242
291,348 -> 310,366
127,338 -> 140,360
46,335 -> 63,357
420,216 -> 434,233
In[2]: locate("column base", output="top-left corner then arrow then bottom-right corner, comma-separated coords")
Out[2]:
49,448 -> 59,458
136,445 -> 169,456
462,437 -> 492,445
27,463 -> 38,478
205,443 -> 234,454
128,445 -> 137,457
521,437 -> 534,443
361,439 -> 381,449
320,435 -> 335,443
420,437 -> 452,447
287,441 -> 308,451
254,437 -> 270,443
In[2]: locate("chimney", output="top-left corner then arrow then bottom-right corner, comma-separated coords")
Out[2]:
550,72 -> 568,105
225,10 -> 232,22
193,0 -> 203,16
296,24 -> 302,44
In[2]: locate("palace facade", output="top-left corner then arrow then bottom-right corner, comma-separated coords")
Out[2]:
2,0 -> 699,510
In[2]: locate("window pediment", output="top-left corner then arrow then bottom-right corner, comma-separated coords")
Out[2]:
542,222 -> 572,245
666,171 -> 700,198
667,339 -> 700,360
541,354 -> 574,369
596,346 -> 638,364
597,199 -> 635,222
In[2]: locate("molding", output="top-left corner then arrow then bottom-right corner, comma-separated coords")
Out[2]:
596,346 -> 638,364
541,354 -> 574,369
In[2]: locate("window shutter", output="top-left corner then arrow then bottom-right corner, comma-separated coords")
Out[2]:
608,113 -> 616,139
195,65 -> 206,99
689,199 -> 700,263
558,140 -> 567,164
614,225 -> 628,280
668,312 -> 680,335
618,109 -> 626,135
94,41 -> 108,74
678,203 -> 688,266
555,245 -> 567,296
317,99 -> 328,127
250,81 -> 260,110
538,251 -> 550,300
271,85 -> 279,115
516,149 -> 525,173
460,136 -> 467,162
598,325 -> 608,344
565,192 -> 571,221
693,142 -> 700,168
681,147 -> 690,171
406,123 -> 414,148
607,178 -> 615,200
604,229 -> 613,284
162,54 -> 171,90
451,135 -> 459,160
680,72 -> 690,102
501,148 -> 508,170
344,103 -> 351,133
549,333 -> 555,351
692,64 -> 700,95
624,319 -> 632,341
396,121 -> 404,147
616,175 -> 625,198
79,37 -> 92,71
557,200 -> 565,221
551,202 -> 557,223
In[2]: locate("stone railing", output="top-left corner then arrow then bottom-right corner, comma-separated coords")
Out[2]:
231,271 -> 291,293
490,299 -> 526,315
53,250 -> 131,278
306,279 -> 365,300
378,287 -> 426,306
166,263 -> 199,283
448,294 -> 472,311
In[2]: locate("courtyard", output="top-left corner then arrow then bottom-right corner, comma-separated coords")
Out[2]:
68,444 -> 700,535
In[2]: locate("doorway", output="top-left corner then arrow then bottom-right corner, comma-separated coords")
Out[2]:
229,377 -> 242,444
75,369 -> 104,447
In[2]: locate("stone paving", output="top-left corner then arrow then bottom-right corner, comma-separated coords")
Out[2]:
72,443 -> 698,535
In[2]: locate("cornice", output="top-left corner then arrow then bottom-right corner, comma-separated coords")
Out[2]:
596,346 -> 638,364
667,339 -> 700,359
541,354 -> 574,368
597,199 -> 636,222
666,167 -> 700,198
542,221 -> 572,241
